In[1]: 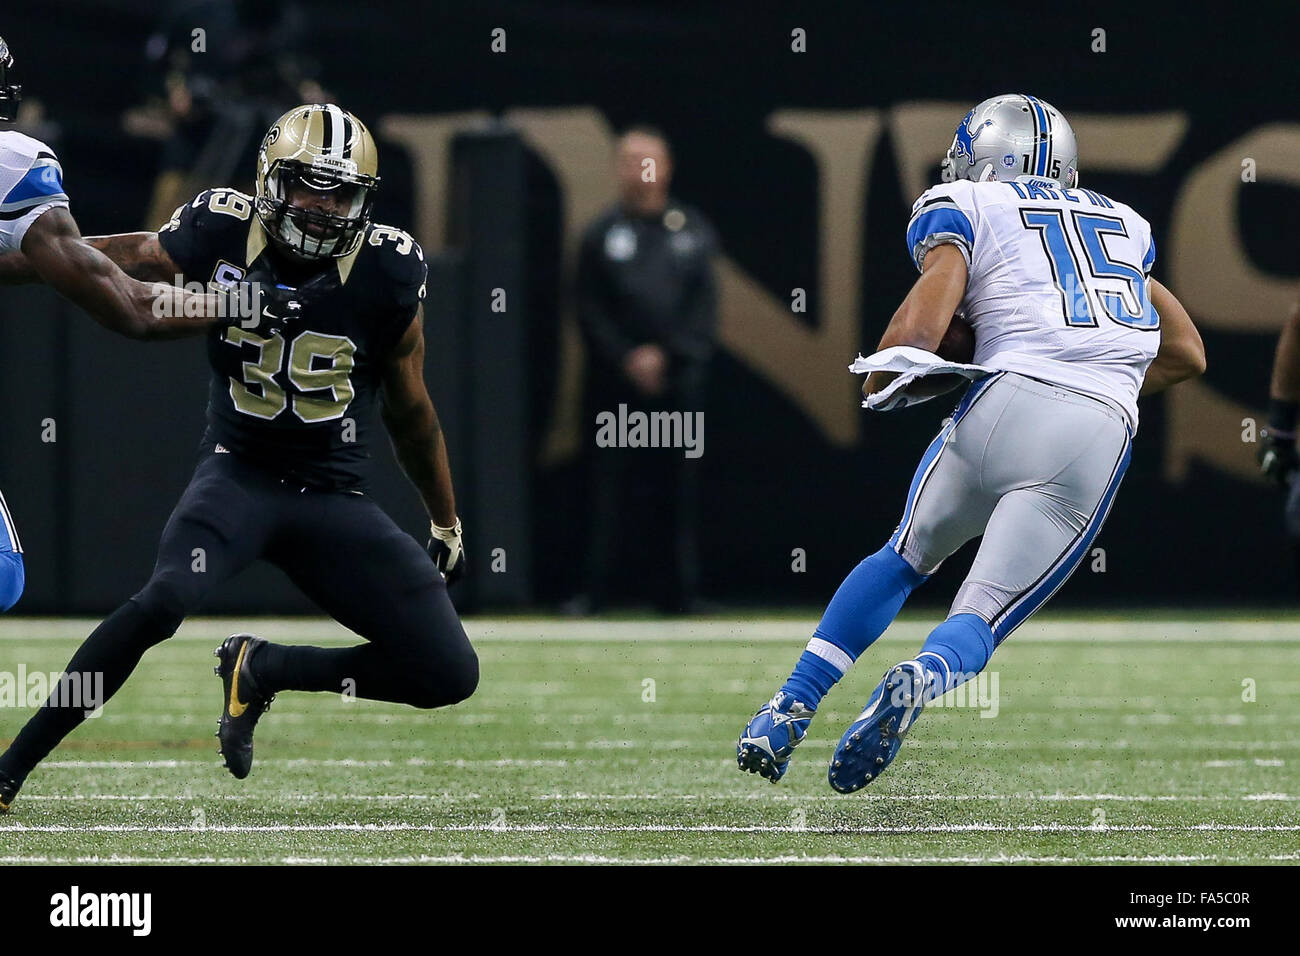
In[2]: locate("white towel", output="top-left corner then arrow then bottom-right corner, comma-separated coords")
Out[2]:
849,345 -> 993,411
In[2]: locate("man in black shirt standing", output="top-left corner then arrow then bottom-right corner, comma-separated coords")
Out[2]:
573,126 -> 719,614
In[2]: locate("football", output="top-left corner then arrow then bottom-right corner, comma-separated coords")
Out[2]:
937,315 -> 976,364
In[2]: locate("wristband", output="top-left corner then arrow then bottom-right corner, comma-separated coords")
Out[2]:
431,518 -> 462,538
1267,398 -> 1299,436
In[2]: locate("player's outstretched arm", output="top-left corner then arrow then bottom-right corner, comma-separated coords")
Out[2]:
80,231 -> 183,284
0,247 -> 38,285
1139,279 -> 1206,397
1,229 -> 181,286
380,308 -> 465,584
863,243 -> 969,397
15,208 -> 222,340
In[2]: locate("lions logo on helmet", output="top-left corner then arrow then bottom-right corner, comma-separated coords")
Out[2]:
0,35 -> 22,123
254,104 -> 381,260
951,109 -> 993,167
941,94 -> 1079,189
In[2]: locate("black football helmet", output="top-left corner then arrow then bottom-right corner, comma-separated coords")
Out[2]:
0,36 -> 21,122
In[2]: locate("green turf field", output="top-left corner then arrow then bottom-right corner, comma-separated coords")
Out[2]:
1,614 -> 1297,865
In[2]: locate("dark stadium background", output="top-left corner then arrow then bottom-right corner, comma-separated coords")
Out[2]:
0,1 -> 1295,613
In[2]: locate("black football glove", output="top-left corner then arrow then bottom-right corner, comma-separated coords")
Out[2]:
1260,398 -> 1300,487
427,518 -> 465,586
235,269 -> 304,336
1259,427 -> 1299,486
232,269 -> 336,336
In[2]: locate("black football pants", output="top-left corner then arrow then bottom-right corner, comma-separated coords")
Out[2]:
0,451 -> 477,779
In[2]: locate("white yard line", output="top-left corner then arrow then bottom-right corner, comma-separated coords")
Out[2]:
13,791 -> 1299,803
0,852 -> 1297,865
40,758 -> 581,768
3,617 -> 1299,643
3,822 -> 1298,833
532,739 -> 1295,751
525,791 -> 1300,802
29,752 -> 1291,770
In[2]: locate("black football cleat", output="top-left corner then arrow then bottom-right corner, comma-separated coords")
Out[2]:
0,770 -> 21,814
214,633 -> 274,780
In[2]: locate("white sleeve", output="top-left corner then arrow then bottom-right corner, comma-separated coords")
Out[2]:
0,199 -> 69,254
1141,223 -> 1156,277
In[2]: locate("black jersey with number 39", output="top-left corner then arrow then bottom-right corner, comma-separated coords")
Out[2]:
157,188 -> 427,490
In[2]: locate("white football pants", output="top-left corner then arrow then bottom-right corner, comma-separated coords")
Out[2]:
889,371 -> 1132,645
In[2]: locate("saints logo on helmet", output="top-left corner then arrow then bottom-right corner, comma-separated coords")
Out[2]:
941,94 -> 1078,189
255,104 -> 380,260
0,36 -> 22,123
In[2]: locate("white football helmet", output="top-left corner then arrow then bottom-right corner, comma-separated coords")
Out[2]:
941,94 -> 1078,188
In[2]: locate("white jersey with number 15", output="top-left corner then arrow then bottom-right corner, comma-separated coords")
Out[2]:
906,177 -> 1160,429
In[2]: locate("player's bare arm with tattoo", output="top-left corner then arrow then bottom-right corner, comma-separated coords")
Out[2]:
78,231 -> 180,283
0,211 -> 222,339
380,308 -> 465,584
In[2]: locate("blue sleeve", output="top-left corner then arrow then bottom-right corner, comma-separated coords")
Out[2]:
1142,235 -> 1156,276
906,197 -> 975,271
0,552 -> 23,612
0,155 -> 68,215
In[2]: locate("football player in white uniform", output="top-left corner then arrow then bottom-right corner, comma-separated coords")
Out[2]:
0,35 -> 237,615
738,94 -> 1206,792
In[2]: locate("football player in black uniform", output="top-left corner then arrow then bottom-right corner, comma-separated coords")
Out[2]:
0,104 -> 477,812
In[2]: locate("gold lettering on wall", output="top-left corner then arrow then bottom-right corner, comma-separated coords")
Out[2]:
1164,378 -> 1260,483
1170,125 -> 1300,332
376,104 -> 1294,485
719,110 -> 884,447
1165,125 -> 1300,482
380,111 -> 491,253
503,107 -> 621,464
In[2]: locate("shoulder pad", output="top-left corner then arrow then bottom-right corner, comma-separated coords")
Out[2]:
0,132 -> 67,214
364,224 -> 427,306
0,130 -> 57,168
161,187 -> 257,234
911,180 -> 976,216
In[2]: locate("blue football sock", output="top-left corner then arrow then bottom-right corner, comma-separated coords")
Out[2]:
916,613 -> 994,695
780,545 -> 926,708
0,552 -> 23,612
